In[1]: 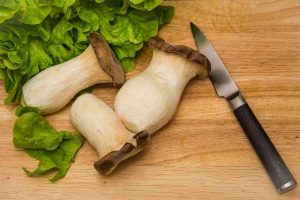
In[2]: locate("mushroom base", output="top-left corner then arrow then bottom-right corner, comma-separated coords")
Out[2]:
94,131 -> 150,175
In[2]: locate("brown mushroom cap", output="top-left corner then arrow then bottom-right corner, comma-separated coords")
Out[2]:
89,32 -> 126,87
94,131 -> 150,175
149,37 -> 211,78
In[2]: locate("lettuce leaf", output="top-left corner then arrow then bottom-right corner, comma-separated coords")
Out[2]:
0,0 -> 52,25
13,110 -> 63,150
120,57 -> 137,72
129,0 -> 162,11
99,9 -> 159,45
13,107 -> 84,182
0,0 -> 174,104
24,132 -> 83,182
0,0 -> 21,23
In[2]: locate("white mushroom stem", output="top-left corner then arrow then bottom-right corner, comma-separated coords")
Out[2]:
70,93 -> 149,175
22,46 -> 109,114
115,37 -> 210,134
22,33 -> 125,114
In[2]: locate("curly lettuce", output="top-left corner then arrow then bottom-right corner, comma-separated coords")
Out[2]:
13,106 -> 84,182
128,0 -> 162,11
0,0 -> 174,104
24,132 -> 84,182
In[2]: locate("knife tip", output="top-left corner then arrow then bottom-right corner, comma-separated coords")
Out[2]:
190,22 -> 196,28
190,22 -> 200,33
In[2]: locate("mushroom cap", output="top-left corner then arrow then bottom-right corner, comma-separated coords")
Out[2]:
94,131 -> 150,175
149,37 -> 211,78
89,32 -> 126,87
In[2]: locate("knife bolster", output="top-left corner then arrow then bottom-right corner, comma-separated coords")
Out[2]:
229,93 -> 246,110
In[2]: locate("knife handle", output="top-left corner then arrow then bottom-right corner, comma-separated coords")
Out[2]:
230,94 -> 297,193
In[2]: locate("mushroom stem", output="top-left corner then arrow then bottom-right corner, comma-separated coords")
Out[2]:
22,33 -> 125,114
70,93 -> 149,175
115,37 -> 210,134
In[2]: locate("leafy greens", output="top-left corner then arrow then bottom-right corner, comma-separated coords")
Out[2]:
0,0 -> 174,104
13,106 -> 84,182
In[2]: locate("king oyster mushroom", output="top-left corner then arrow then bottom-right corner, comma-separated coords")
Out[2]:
70,93 -> 149,175
115,37 -> 211,134
22,32 -> 125,114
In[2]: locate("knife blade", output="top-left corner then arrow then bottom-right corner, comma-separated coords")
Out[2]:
191,23 -> 238,99
190,22 -> 297,193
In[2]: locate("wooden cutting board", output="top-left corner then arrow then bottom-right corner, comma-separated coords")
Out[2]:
1,0 -> 300,199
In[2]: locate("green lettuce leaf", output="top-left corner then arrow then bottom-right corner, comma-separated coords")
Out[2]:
0,68 -> 5,80
2,0 -> 51,25
13,106 -> 84,182
3,70 -> 23,104
113,42 -> 144,60
154,6 -> 175,25
0,0 -> 78,24
129,0 -> 162,11
0,6 -> 17,23
120,57 -> 136,72
24,132 -> 84,182
99,9 -> 159,45
16,0 -> 52,25
52,0 -> 77,14
13,110 -> 64,150
0,0 -> 19,23
15,105 -> 40,116
0,0 -> 174,104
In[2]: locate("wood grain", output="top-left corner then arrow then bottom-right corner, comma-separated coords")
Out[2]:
1,0 -> 300,199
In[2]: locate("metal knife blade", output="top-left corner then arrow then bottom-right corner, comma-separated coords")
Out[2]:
190,22 -> 239,99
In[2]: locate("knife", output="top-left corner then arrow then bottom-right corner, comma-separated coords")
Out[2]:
190,22 -> 297,193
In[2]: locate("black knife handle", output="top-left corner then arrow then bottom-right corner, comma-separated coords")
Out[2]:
230,94 -> 297,193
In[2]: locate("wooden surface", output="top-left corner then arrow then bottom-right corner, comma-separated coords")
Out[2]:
1,0 -> 300,199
